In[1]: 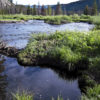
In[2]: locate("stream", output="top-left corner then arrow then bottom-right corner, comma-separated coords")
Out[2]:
0,20 -> 94,100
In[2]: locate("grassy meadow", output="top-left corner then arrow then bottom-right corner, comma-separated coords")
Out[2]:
0,14 -> 100,25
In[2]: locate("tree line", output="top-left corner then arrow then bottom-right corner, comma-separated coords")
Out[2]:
84,0 -> 100,15
0,0 -> 100,15
22,2 -> 65,16
0,1 -> 64,15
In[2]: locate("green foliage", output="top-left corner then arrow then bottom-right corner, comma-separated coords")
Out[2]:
92,0 -> 98,15
84,5 -> 89,15
44,15 -> 72,25
27,5 -> 32,15
0,14 -> 99,26
47,5 -> 52,16
41,5 -> 46,16
18,29 -> 100,70
91,15 -> 100,30
82,85 -> 100,100
52,95 -> 63,100
55,2 -> 62,15
32,5 -> 37,15
13,91 -> 33,100
91,15 -> 100,25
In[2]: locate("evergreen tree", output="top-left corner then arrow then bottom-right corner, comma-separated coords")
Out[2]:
55,2 -> 62,15
33,5 -> 37,15
99,0 -> 100,12
10,0 -> 13,3
45,8 -> 47,16
52,9 -> 55,15
92,0 -> 98,15
27,5 -> 31,15
84,5 -> 89,15
37,1 -> 41,15
41,5 -> 46,15
8,0 -> 13,3
47,5 -> 52,15
63,8 -> 66,15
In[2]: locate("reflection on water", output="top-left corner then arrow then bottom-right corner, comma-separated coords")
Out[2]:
0,20 -> 94,49
0,55 -> 81,100
0,56 -> 8,100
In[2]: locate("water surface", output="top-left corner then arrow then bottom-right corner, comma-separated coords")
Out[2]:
0,55 -> 81,100
0,20 -> 94,49
0,20 -> 94,100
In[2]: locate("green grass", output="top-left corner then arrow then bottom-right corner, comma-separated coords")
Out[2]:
81,85 -> 100,100
0,14 -> 99,25
44,15 -> 72,25
44,14 -> 93,25
18,30 -> 100,70
91,14 -> 100,30
12,86 -> 100,100
12,91 -> 64,100
91,15 -> 100,25
13,91 -> 33,100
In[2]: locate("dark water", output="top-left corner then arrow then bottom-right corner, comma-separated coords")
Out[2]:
0,20 -> 94,100
0,55 -> 81,100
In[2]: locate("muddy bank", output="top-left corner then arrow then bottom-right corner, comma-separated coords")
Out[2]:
0,43 -> 99,85
0,42 -> 20,57
0,42 -> 89,71
17,53 -> 89,71
0,20 -> 24,23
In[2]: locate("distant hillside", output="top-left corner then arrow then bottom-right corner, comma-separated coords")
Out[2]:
0,0 -> 13,8
52,0 -> 100,13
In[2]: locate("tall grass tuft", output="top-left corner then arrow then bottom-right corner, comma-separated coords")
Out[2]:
52,95 -> 63,100
13,91 -> 33,100
81,85 -> 100,100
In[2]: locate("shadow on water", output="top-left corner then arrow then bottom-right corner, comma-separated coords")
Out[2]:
0,54 -> 82,100
0,55 -> 8,100
1,54 -> 96,100
40,66 -> 91,93
0,54 -> 92,100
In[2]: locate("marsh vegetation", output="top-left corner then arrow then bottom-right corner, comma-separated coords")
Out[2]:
0,13 -> 100,100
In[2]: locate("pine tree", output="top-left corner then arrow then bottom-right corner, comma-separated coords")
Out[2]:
41,5 -> 46,15
8,0 -> 13,3
47,5 -> 52,15
99,0 -> 100,12
10,0 -> 13,3
63,8 -> 66,15
84,5 -> 89,15
55,2 -> 62,15
27,5 -> 31,15
33,5 -> 37,15
37,1 -> 41,15
92,0 -> 98,15
52,9 -> 55,15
